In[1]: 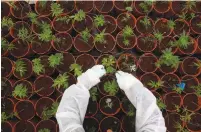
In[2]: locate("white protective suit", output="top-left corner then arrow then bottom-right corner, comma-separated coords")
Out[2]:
56,65 -> 166,132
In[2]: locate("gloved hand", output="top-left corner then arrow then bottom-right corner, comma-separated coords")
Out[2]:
77,65 -> 106,90
115,71 -> 143,91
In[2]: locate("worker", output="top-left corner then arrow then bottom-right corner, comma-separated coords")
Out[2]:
56,65 -> 166,132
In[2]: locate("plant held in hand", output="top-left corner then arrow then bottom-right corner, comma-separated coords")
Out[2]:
101,55 -> 116,73
104,80 -> 118,96
53,72 -> 69,89
12,84 -> 28,99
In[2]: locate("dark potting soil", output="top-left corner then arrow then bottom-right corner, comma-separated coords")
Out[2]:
165,113 -> 182,132
74,34 -> 94,52
1,122 -> 12,132
35,1 -> 52,16
32,17 -> 51,34
191,16 -> 201,34
171,1 -> 185,15
186,113 -> 201,131
162,74 -> 180,92
15,121 -> 35,132
53,15 -> 72,32
159,37 -> 177,53
122,116 -> 136,132
182,57 -> 200,76
182,75 -> 198,93
58,1 -> 74,14
14,59 -> 32,79
100,96 -> 120,115
76,54 -> 95,72
1,26 -> 9,37
118,54 -> 137,73
160,64 -> 176,73
100,116 -> 121,132
115,1 -> 133,11
12,22 -> 31,38
95,34 -> 115,53
136,17 -> 153,34
98,15 -> 116,33
1,2 -> 10,18
58,73 -> 76,93
137,35 -> 156,52
2,57 -> 12,77
154,1 -> 170,13
57,53 -> 75,73
11,1 -> 30,18
183,94 -> 199,111
83,117 -> 99,132
36,120 -> 57,132
32,36 -> 51,54
165,92 -> 181,111
10,39 -> 29,58
74,15 -> 93,32
117,13 -> 136,30
1,98 -> 14,114
76,1 -> 94,13
40,56 -> 55,76
99,75 -> 116,95
174,20 -> 189,35
54,33 -> 72,52
1,78 -> 13,97
138,55 -> 157,72
86,98 -> 98,117
36,97 -> 53,117
15,101 -> 35,120
135,1 -> 152,14
140,73 -> 159,91
95,1 -> 113,13
121,98 -> 133,113
35,76 -> 54,96
117,33 -> 136,49
155,19 -> 171,36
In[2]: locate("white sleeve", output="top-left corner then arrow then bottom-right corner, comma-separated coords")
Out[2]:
124,83 -> 166,132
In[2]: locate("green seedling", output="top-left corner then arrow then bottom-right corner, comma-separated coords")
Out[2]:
27,12 -> 38,24
180,108 -> 194,123
51,3 -> 63,17
191,84 -> 201,97
174,122 -> 188,132
183,1 -> 196,11
104,80 -> 118,96
174,105 -> 181,113
94,15 -> 105,28
1,112 -> 16,123
193,60 -> 201,69
17,27 -> 33,42
139,1 -> 152,13
70,10 -> 86,22
12,84 -> 28,99
167,20 -> 176,29
1,38 -> 15,51
101,55 -> 116,73
48,53 -> 63,68
56,16 -> 71,24
32,58 -> 45,75
15,60 -> 27,77
153,30 -> 164,42
38,22 -> 54,42
38,1 -> 47,8
173,86 -> 183,94
42,102 -> 59,120
53,72 -> 69,89
2,17 -> 14,28
80,28 -> 91,43
94,29 -> 106,44
38,128 -> 50,132
90,87 -> 98,101
121,7 -> 132,22
122,25 -> 134,46
157,98 -> 166,110
70,63 -> 83,77
140,16 -> 151,29
148,80 -> 164,90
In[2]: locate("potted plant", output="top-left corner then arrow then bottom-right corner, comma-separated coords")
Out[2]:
35,1 -> 53,16
190,16 -> 201,34
13,58 -> 33,80
48,53 -> 63,69
183,93 -> 201,112
83,117 -> 99,132
136,16 -> 154,34
2,2 -> 10,17
154,18 -> 174,36
53,72 -> 76,94
186,112 -> 201,132
153,1 -> 171,13
171,1 -> 195,15
74,28 -> 94,52
56,53 -> 75,74
36,120 -> 57,132
50,2 -> 63,18
1,16 -> 14,37
158,36 -> 177,54
32,58 -> 45,76
114,1 -> 133,13
14,100 -> 35,120
94,29 -> 116,53
191,84 -> 201,97
13,120 -> 36,132
94,1 -> 114,14
173,19 -> 190,36
75,1 -> 94,13
134,1 -> 153,15
70,63 -> 83,77
165,113 -> 184,132
182,75 -> 199,93
181,57 -> 201,76
164,92 -> 182,112
34,75 -> 54,97
1,121 -> 12,132
57,1 -> 75,14
97,54 -> 117,74
136,34 -> 157,52
10,1 -> 31,19
12,80 -> 33,100
116,25 -> 137,49
86,87 -> 98,117
1,37 -> 16,56
76,54 -> 95,72
53,14 -> 72,33
138,53 -> 158,73
2,57 -> 13,78
99,116 -> 121,132
94,14 -> 117,34
155,48 -> 180,74
1,78 -> 13,97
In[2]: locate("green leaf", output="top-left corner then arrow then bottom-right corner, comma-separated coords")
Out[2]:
167,20 -> 175,29
101,55 -> 116,73
191,84 -> 201,97
38,22 -> 53,42
70,63 -> 83,77
122,25 -> 134,46
15,60 -> 27,77
80,28 -> 91,43
147,80 -> 164,90
38,128 -> 50,132
56,16 -> 71,24
140,16 -> 151,29
70,10 -> 85,22
53,72 -> 69,89
51,3 -> 63,17
32,58 -> 45,75
94,15 -> 105,28
27,12 -> 38,24
94,29 -> 106,44
104,80 -> 118,96
12,84 -> 28,98
42,102 -> 59,120
17,27 -> 32,42
1,17 -> 14,28
173,31 -> 192,49
139,1 -> 152,13
48,53 -> 63,68
153,30 -> 164,42
157,98 -> 166,110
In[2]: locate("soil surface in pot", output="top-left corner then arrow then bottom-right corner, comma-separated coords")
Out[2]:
182,75 -> 199,93
1,122 -> 12,132
154,1 -> 170,13
137,34 -> 156,52
165,113 -> 183,132
11,22 -> 31,38
53,15 -> 72,32
118,54 -> 137,73
86,98 -> 98,117
57,53 -> 75,73
76,1 -> 93,12
35,1 -> 52,16
183,93 -> 199,111
83,117 -> 99,132
2,57 -> 12,77
1,2 -> 10,18
160,63 -> 177,73
76,54 -> 95,72
58,73 -> 76,93
58,1 -> 74,14
35,76 -> 54,96
74,15 -> 93,32
117,13 -> 136,30
115,1 -> 133,11
53,33 -> 72,52
1,78 -> 13,97
32,36 -> 51,54
36,120 -> 57,132
164,92 -> 181,111
74,34 -> 94,52
186,113 -> 201,131
10,39 -> 29,58
191,16 -> 201,34
15,121 -> 35,132
136,17 -> 153,34
36,97 -> 53,118
182,57 -> 200,76
140,73 -> 159,91
162,74 -> 180,92
122,116 -> 136,132
135,1 -> 152,14
100,116 -> 121,132
32,17 -> 51,34
2,26 -> 9,37
171,1 -> 186,15
11,1 -> 30,18
117,32 -> 136,49
95,1 -> 113,13
174,20 -> 189,35
98,15 -> 116,33
138,54 -> 157,72
159,37 -> 177,53
155,19 -> 171,36
15,101 -> 35,120
39,56 -> 55,76
1,98 -> 14,114
14,59 -> 32,79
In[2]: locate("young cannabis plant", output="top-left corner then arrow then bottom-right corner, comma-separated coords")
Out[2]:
167,20 -> 175,29
101,55 -> 116,73
174,122 -> 188,132
94,29 -> 106,44
180,108 -> 194,123
48,53 -> 63,68
70,63 -> 83,77
1,112 -> 16,123
42,102 -> 59,120
122,25 -> 134,46
94,15 -> 105,28
17,27 -> 33,42
90,87 -> 98,101
15,60 -> 27,77
183,1 -> 196,11
104,80 -> 118,96
38,128 -> 50,132
174,105 -> 181,113
38,22 -> 54,42
51,3 -> 63,17
155,48 -> 180,68
53,72 -> 69,89
139,1 -> 152,13
157,98 -> 166,110
173,86 -> 183,94
1,38 -> 15,51
32,58 -> 45,75
27,12 -> 38,24
153,30 -> 164,42
80,28 -> 91,43
148,80 -> 164,90
56,16 -> 71,24
191,84 -> 201,97
127,104 -> 135,117
12,84 -> 28,99
70,10 -> 86,22
2,17 -> 14,28
140,16 -> 151,29
193,60 -> 201,69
